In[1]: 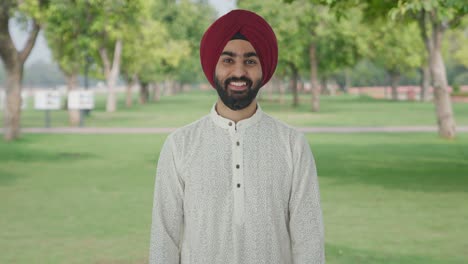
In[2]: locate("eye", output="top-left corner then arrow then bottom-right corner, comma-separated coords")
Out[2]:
222,57 -> 234,64
245,59 -> 257,65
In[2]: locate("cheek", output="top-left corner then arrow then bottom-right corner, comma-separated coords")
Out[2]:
214,66 -> 227,81
252,65 -> 262,79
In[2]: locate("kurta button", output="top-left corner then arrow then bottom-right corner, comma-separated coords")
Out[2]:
236,164 -> 240,169
237,183 -> 241,188
228,122 -> 233,126
236,141 -> 240,146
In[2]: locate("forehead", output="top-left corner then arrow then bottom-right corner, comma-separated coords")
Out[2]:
221,39 -> 257,54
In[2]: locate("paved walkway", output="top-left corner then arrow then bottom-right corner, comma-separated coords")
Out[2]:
14,126 -> 468,134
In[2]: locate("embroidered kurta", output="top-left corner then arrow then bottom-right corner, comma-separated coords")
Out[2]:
149,104 -> 324,264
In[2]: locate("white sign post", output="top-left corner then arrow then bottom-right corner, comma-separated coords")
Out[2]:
34,90 -> 62,127
68,90 -> 94,127
21,91 -> 28,109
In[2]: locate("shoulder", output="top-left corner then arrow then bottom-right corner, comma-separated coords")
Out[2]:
164,114 -> 212,152
261,112 -> 305,144
168,115 -> 210,139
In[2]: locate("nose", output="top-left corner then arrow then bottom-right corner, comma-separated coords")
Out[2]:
231,61 -> 247,77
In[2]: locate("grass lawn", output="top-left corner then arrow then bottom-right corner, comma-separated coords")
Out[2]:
1,133 -> 467,263
12,89 -> 468,128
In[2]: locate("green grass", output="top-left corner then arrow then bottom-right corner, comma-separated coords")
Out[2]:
1,133 -> 467,263
10,90 -> 468,128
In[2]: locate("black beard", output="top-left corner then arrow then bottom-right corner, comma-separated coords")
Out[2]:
214,76 -> 262,111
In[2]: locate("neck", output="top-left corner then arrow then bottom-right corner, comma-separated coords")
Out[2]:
216,98 -> 257,123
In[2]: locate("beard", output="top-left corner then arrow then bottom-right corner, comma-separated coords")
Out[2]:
214,75 -> 262,111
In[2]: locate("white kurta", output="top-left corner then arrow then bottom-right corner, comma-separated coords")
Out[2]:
149,104 -> 324,264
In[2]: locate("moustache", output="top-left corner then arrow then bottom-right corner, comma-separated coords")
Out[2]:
224,77 -> 253,89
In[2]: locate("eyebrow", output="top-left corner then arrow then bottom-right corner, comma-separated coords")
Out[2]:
221,51 -> 258,58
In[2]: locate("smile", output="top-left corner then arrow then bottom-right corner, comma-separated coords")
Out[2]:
230,81 -> 246,87
227,81 -> 249,92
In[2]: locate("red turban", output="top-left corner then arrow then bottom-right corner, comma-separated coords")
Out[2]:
200,9 -> 278,88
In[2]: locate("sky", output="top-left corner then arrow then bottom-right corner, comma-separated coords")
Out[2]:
10,0 -> 237,66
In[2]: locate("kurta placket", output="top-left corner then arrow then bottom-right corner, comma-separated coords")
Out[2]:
229,120 -> 244,226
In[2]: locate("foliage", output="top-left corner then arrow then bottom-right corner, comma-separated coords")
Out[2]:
44,0 -> 92,76
22,61 -> 65,86
151,0 -> 217,83
368,20 -> 423,75
239,0 -> 305,77
389,0 -> 468,25
120,7 -> 189,84
443,17 -> 468,69
242,0 -> 366,81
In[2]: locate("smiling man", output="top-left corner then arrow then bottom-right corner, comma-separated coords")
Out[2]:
149,9 -> 324,264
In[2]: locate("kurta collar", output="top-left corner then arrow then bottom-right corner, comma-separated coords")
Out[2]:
210,102 -> 263,131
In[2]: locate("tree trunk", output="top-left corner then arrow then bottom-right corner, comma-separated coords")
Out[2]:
298,79 -> 304,93
125,74 -> 137,108
420,64 -> 431,101
139,82 -> 149,104
125,82 -> 133,108
417,10 -> 432,102
99,39 -> 123,113
4,65 -> 23,140
320,77 -> 328,95
419,10 -> 455,138
344,68 -> 351,94
270,76 -> 280,102
0,7 -> 40,141
290,64 -> 299,107
309,43 -> 320,112
152,82 -> 161,102
165,80 -> 173,96
279,79 -> 285,105
430,27 -> 456,138
66,73 -> 80,126
389,71 -> 400,101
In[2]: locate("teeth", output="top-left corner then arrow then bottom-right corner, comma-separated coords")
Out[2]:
230,82 -> 246,87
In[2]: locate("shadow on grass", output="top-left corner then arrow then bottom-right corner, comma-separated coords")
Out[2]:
326,243 -> 462,264
0,137 -> 96,164
0,169 -> 21,185
0,144 -> 96,185
314,141 -> 468,193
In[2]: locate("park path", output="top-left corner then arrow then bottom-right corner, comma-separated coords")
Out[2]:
15,126 -> 468,134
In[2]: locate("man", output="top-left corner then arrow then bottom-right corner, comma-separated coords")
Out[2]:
149,9 -> 324,264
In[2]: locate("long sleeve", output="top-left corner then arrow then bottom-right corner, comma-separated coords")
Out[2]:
149,136 -> 185,264
289,134 -> 325,264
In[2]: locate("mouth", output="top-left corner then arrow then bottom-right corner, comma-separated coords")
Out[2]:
227,81 -> 248,92
224,76 -> 253,93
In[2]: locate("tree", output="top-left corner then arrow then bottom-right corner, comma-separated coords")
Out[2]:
0,0 -> 48,141
121,18 -> 189,105
247,0 -> 365,110
45,0 -> 94,126
314,7 -> 365,95
393,1 -> 467,138
368,20 -> 423,100
79,0 -> 146,113
316,0 -> 467,138
239,0 -> 307,107
153,0 -> 217,90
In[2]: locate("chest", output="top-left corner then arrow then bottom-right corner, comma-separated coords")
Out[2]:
180,131 -> 293,207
